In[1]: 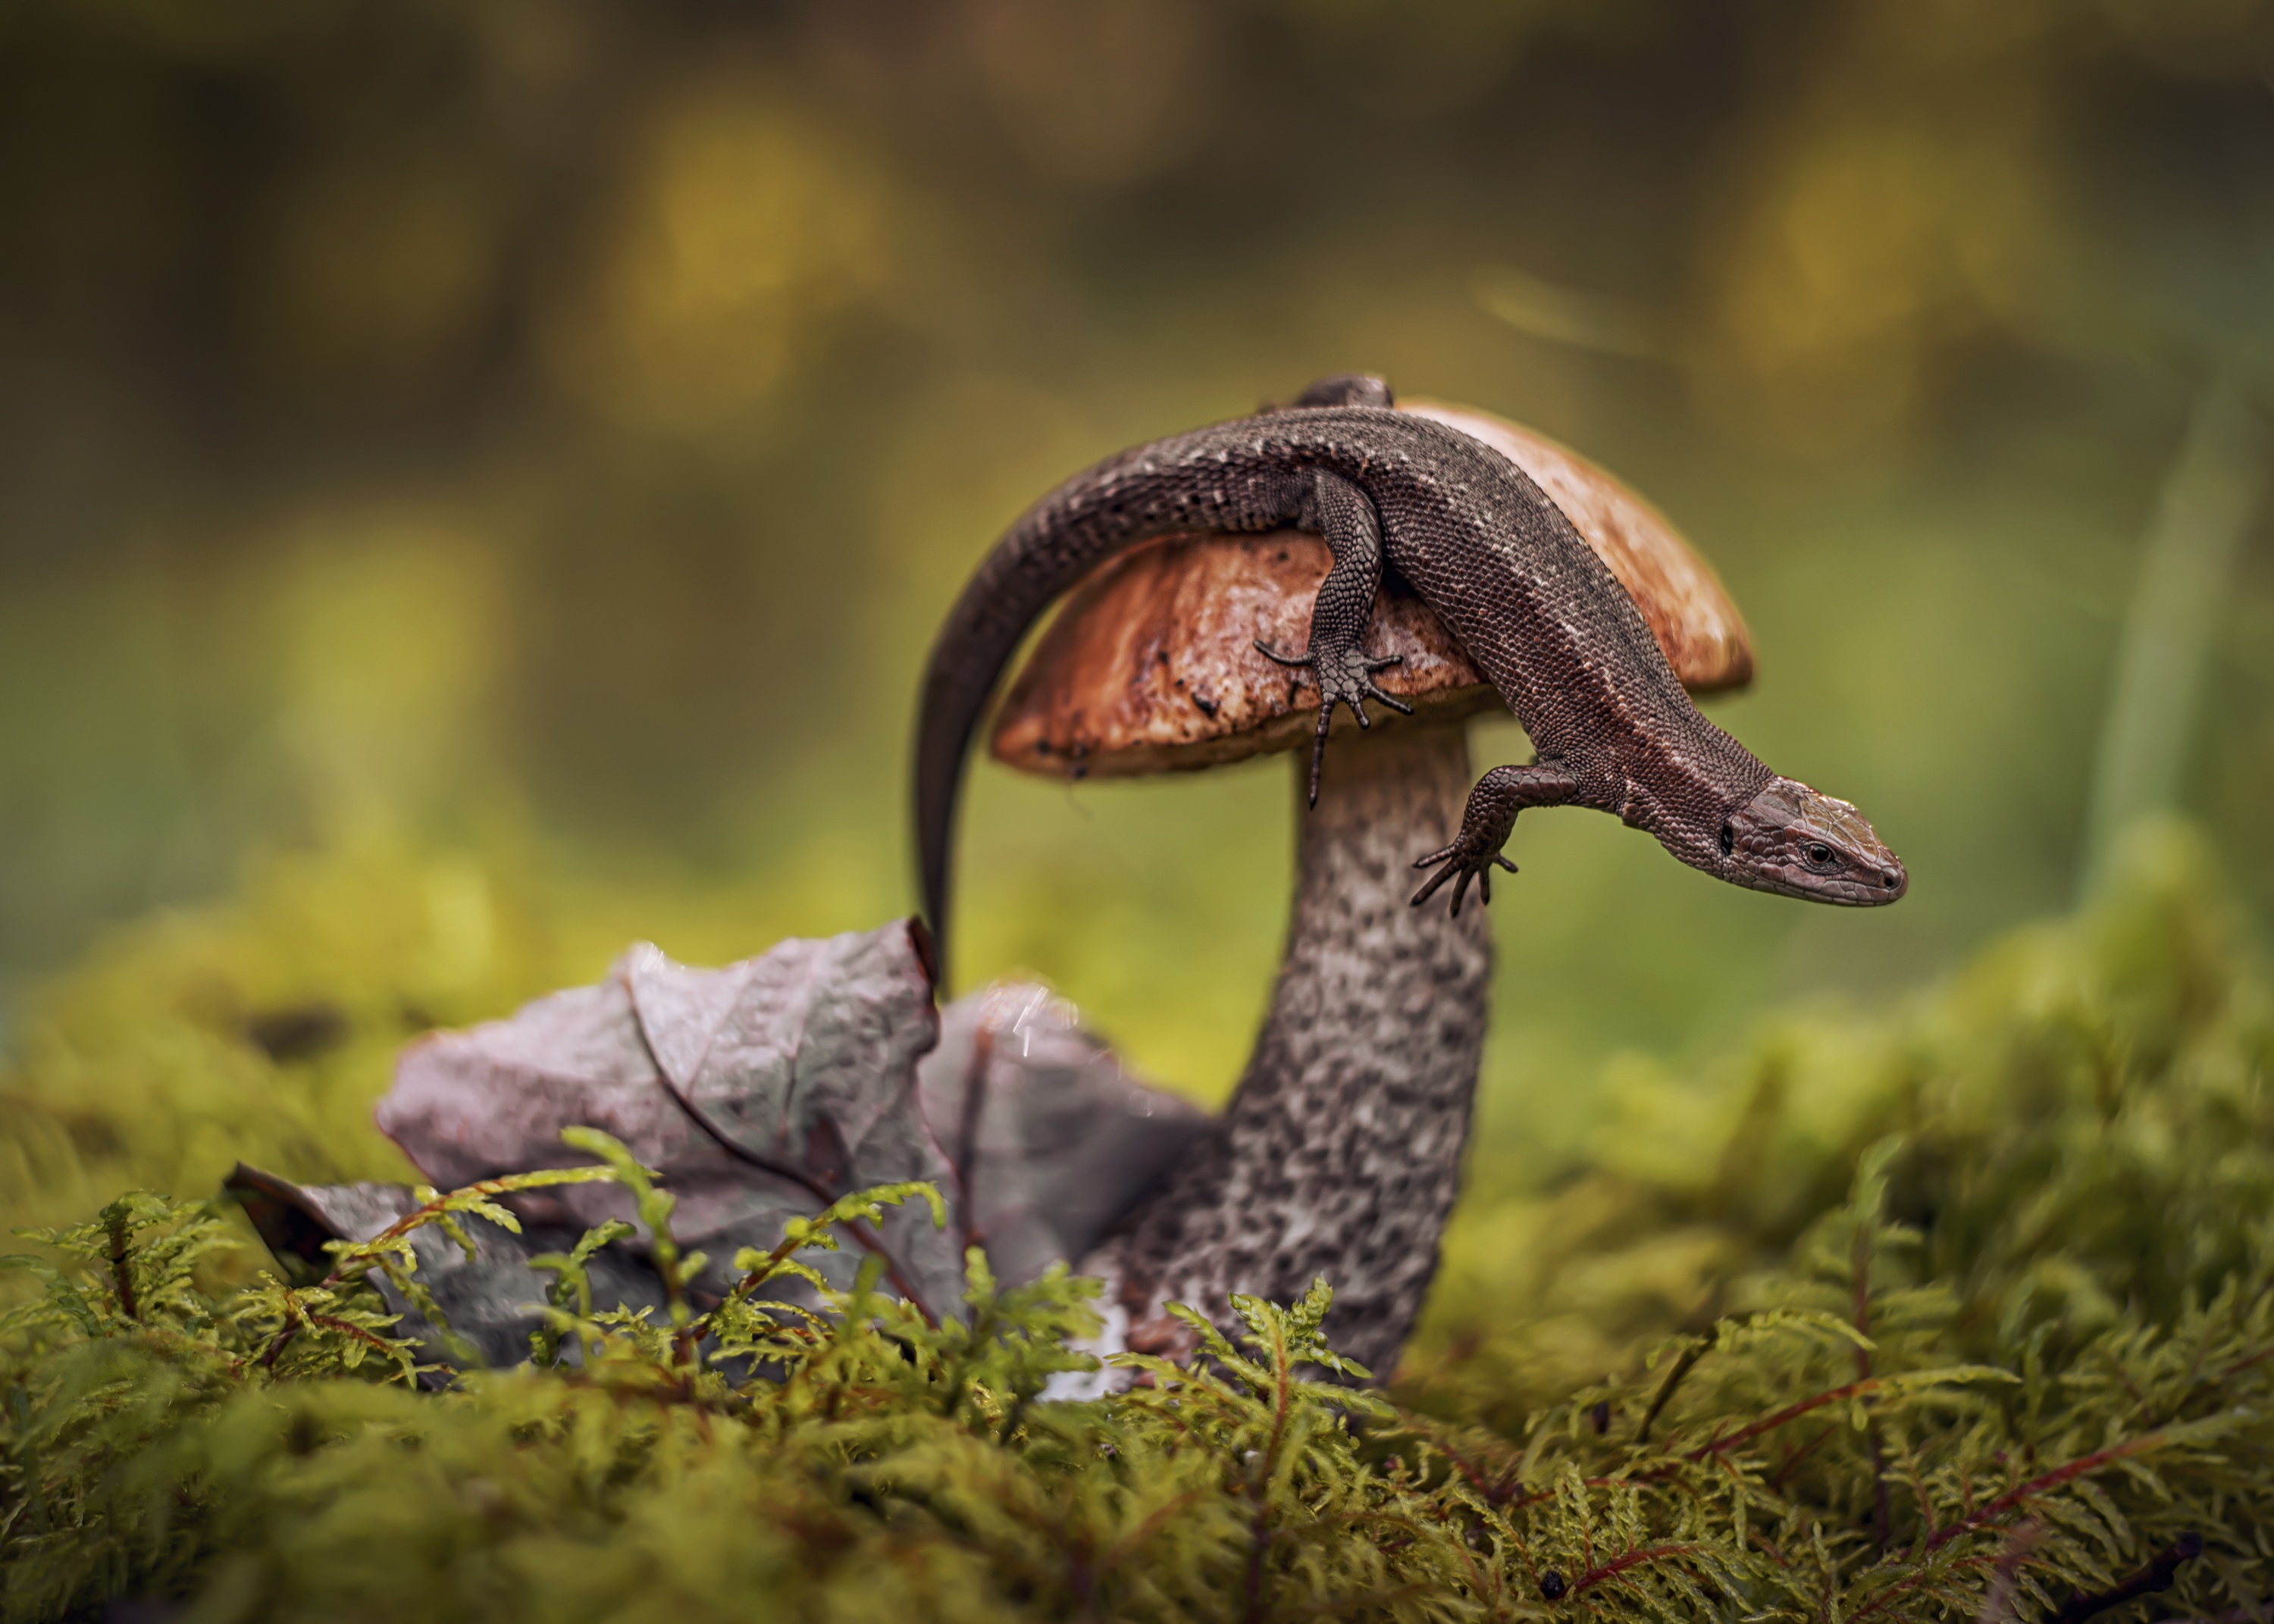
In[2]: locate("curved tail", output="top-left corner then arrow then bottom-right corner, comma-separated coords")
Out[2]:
910,403 -> 1336,981
912,580 -> 1018,978
911,502 -> 1118,986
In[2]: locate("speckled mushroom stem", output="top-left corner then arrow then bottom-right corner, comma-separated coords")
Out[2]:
1082,719 -> 1492,1378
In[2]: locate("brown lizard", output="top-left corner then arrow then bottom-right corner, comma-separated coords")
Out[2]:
915,373 -> 1905,962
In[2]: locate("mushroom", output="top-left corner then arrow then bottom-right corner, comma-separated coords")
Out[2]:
987,399 -> 1752,1378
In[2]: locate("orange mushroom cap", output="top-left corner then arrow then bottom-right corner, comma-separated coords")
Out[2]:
991,399 -> 1753,781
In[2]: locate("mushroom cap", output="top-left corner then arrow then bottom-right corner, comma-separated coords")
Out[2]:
990,399 -> 1754,781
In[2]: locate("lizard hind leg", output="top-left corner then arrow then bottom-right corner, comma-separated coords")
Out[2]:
1255,468 -> 1413,806
1411,763 -> 1578,915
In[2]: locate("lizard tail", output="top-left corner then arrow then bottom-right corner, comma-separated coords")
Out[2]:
913,612 -> 995,977
912,502 -> 1110,985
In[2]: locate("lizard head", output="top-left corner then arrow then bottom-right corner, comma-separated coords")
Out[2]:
1720,776 -> 1906,906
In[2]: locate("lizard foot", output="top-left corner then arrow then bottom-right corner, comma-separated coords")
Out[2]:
1254,639 -> 1412,805
1408,762 -> 1575,915
1409,841 -> 1518,917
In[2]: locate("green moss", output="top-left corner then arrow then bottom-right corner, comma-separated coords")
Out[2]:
5,825 -> 2272,1620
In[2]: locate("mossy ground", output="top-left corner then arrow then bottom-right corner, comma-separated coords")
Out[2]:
4,825 -> 2270,1622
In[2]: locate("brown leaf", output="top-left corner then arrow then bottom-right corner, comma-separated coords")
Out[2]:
377,918 -> 962,1314
238,925 -> 1214,1357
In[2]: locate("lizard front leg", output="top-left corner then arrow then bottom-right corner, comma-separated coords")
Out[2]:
1254,468 -> 1412,805
1411,763 -> 1579,915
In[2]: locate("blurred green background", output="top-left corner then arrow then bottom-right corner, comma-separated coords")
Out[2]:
2,0 -> 2270,1190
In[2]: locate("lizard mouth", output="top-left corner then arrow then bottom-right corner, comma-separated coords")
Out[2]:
1723,778 -> 1906,907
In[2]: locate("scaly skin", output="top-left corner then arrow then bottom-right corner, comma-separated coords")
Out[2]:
914,376 -> 1906,965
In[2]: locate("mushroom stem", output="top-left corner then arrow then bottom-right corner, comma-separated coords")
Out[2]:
1084,718 -> 1492,1376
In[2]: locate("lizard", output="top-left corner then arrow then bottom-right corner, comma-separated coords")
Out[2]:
914,373 -> 1906,965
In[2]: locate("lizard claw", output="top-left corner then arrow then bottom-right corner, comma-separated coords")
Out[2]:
1410,842 -> 1518,917
1358,657 -> 1414,724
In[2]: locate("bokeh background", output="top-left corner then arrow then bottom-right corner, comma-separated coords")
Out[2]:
3,0 -> 2271,1192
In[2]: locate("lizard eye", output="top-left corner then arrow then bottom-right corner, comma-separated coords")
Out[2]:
1804,842 -> 1835,868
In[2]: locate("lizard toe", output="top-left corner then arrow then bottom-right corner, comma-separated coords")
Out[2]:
1363,681 -> 1414,716
1410,863 -> 1456,906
